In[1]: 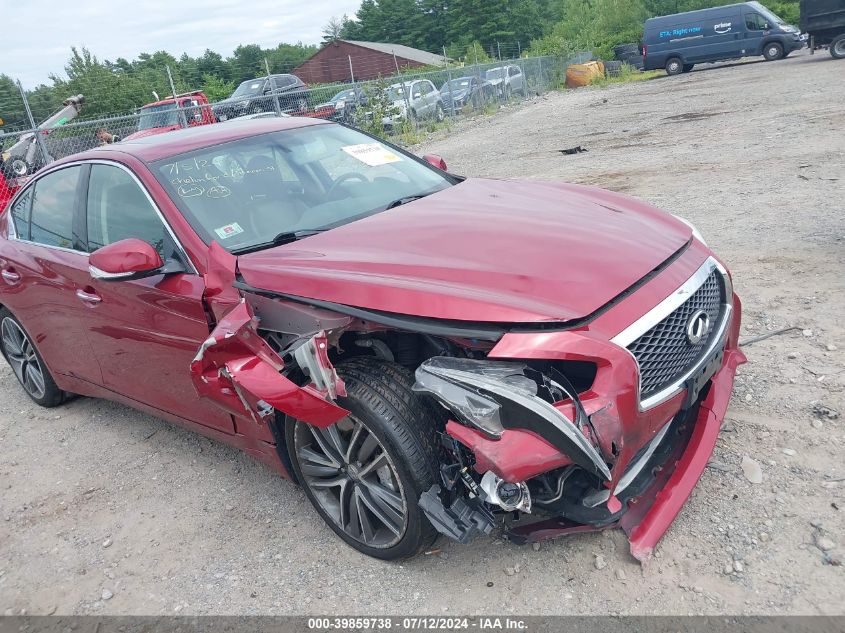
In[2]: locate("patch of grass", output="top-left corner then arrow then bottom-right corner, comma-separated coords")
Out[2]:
592,64 -> 663,87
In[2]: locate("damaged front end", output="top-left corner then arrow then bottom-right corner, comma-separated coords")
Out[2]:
408,259 -> 745,561
192,241 -> 744,563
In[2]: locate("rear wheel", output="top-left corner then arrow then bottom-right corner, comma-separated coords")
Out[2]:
763,42 -> 784,60
831,34 -> 845,59
665,57 -> 683,76
0,309 -> 64,407
286,358 -> 441,560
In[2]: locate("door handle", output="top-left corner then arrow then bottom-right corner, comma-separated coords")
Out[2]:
1,269 -> 21,285
76,288 -> 102,304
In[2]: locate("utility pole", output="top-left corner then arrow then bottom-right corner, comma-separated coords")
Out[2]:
165,65 -> 186,128
443,46 -> 455,118
265,57 -> 282,116
393,52 -> 413,127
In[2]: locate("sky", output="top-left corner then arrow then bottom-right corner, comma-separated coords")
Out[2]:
6,0 -> 362,88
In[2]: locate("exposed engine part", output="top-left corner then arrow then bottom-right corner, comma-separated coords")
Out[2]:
291,332 -> 343,400
479,471 -> 531,513
418,485 -> 496,544
533,466 -> 576,506
247,293 -> 353,338
413,357 -> 612,481
354,337 -> 395,362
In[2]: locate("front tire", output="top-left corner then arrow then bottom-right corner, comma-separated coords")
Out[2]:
435,103 -> 445,122
763,42 -> 784,60
286,358 -> 441,560
0,309 -> 64,407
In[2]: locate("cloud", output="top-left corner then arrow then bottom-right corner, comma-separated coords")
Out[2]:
7,0 -> 361,88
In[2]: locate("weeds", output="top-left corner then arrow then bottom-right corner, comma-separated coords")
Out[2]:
592,64 -> 663,87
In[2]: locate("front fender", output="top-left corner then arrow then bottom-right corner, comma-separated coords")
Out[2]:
193,241 -> 348,428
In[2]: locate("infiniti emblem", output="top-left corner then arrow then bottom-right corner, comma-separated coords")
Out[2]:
686,310 -> 711,345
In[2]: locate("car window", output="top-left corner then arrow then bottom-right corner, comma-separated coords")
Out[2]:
29,166 -> 82,249
509,67 -> 520,77
10,187 -> 33,239
86,164 -> 167,256
745,13 -> 768,30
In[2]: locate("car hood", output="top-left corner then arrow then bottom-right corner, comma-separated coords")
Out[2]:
236,178 -> 691,323
123,125 -> 180,141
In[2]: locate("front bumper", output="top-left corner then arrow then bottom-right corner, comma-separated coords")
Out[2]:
435,246 -> 746,560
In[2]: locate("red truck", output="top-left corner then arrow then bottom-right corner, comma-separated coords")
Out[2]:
123,90 -> 216,141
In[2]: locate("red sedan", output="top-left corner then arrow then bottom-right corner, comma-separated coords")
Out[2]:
0,117 -> 744,560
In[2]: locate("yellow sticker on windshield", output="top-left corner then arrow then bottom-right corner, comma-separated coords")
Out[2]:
341,143 -> 402,167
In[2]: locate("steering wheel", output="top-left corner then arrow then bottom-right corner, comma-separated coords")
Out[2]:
326,172 -> 369,196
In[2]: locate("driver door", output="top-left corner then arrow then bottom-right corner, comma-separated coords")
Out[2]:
78,162 -> 235,433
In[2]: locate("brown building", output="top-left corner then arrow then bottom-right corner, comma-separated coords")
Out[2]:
294,40 -> 446,85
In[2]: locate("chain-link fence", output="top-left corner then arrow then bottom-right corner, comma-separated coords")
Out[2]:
0,51 -> 595,199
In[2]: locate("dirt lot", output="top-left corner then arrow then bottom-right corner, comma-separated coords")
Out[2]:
1,52 -> 843,616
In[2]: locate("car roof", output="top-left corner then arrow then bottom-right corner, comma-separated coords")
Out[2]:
52,116 -> 330,164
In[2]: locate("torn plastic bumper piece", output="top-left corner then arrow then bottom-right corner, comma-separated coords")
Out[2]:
413,357 -> 611,480
418,485 -> 496,544
190,299 -> 349,428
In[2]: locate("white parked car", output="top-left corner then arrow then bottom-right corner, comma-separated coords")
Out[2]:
382,79 -> 445,126
485,65 -> 525,98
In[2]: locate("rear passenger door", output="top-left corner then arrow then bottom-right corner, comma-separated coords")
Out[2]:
423,81 -> 439,116
1,165 -> 103,384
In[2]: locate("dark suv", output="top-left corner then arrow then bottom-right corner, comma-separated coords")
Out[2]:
213,74 -> 309,120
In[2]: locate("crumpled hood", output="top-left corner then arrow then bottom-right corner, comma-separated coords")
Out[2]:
236,178 -> 691,323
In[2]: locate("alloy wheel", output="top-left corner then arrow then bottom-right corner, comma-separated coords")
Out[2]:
1,317 -> 46,400
294,415 -> 408,548
11,159 -> 29,177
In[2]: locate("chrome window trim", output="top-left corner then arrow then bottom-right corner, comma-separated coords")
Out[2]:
6,159 -> 198,275
611,256 -> 734,411
88,264 -> 134,280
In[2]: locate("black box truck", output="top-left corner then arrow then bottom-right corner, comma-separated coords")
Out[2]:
800,0 -> 845,57
643,1 -> 804,75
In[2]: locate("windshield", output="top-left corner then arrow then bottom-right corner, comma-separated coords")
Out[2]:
442,79 -> 471,92
486,68 -> 504,80
152,124 -> 454,253
138,103 -> 180,130
331,89 -> 356,103
749,1 -> 785,24
386,85 -> 410,101
231,80 -> 265,98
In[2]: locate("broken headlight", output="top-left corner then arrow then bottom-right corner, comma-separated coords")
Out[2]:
413,357 -> 611,480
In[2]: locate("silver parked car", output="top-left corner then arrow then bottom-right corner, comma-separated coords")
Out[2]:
382,79 -> 445,126
485,65 -> 526,98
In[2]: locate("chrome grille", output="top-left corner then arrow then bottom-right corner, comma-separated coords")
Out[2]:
627,269 -> 725,400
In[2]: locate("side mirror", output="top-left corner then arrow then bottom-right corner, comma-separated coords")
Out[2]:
89,238 -> 165,281
423,154 -> 447,171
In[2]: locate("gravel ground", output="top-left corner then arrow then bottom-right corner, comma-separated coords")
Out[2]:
1,51 -> 843,616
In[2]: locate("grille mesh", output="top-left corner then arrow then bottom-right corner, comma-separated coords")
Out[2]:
628,269 -> 725,400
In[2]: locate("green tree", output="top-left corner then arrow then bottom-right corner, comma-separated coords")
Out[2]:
201,73 -> 235,101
